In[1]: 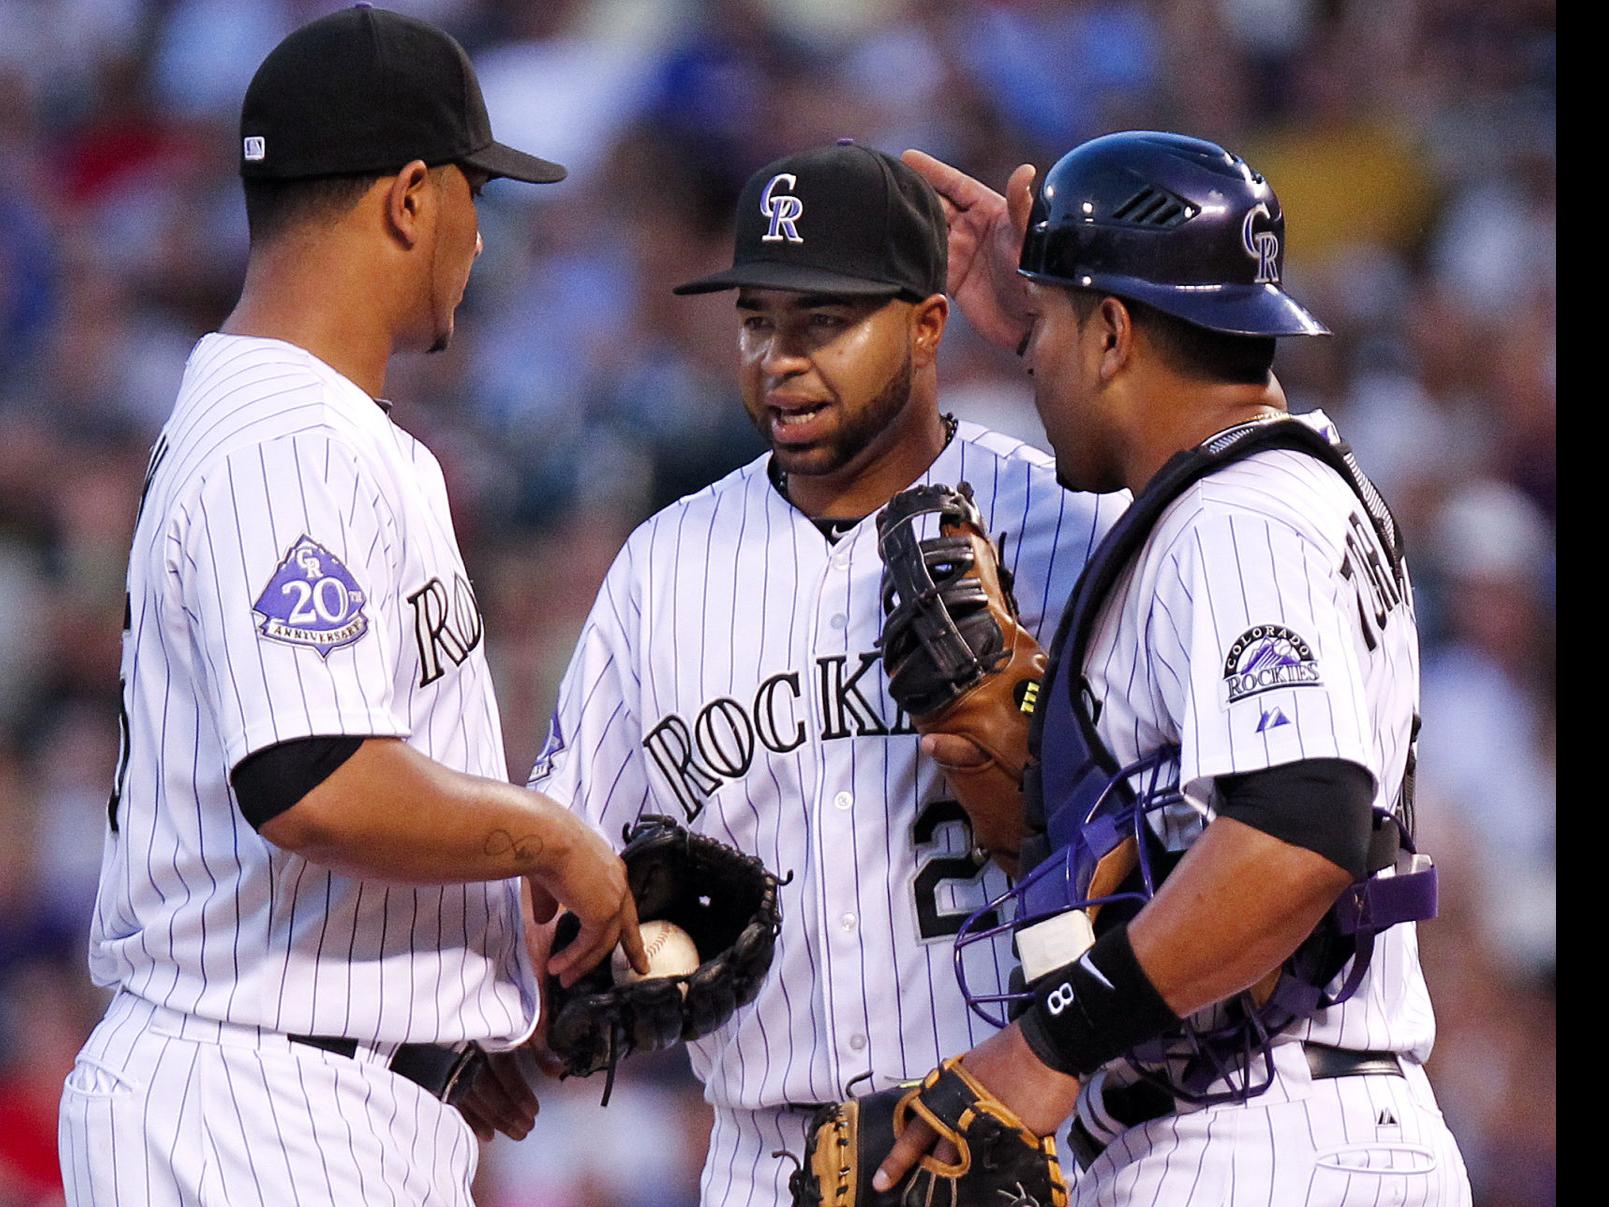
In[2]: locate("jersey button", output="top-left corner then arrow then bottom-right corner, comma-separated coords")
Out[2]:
840,912 -> 858,932
833,791 -> 853,810
829,612 -> 847,630
849,1034 -> 867,1052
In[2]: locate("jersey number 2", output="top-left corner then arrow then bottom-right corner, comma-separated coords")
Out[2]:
913,800 -> 998,940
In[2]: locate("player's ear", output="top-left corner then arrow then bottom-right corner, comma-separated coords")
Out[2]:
1096,296 -> 1134,382
910,293 -> 949,368
384,160 -> 433,250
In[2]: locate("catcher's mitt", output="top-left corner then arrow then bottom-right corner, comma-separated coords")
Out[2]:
788,1058 -> 1068,1207
877,482 -> 1047,875
545,815 -> 782,1100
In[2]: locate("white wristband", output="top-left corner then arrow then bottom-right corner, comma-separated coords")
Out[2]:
1017,907 -> 1096,983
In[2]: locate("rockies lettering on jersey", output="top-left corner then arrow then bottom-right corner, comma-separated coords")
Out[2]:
530,422 -> 1118,1120
87,333 -> 537,1046
644,657 -> 919,817
409,572 -> 486,686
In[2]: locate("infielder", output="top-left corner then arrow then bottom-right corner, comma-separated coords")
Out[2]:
527,141 -> 1119,1205
874,133 -> 1473,1203
58,9 -> 645,1204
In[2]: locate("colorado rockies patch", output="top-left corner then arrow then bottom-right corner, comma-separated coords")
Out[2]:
253,535 -> 369,656
1221,624 -> 1321,705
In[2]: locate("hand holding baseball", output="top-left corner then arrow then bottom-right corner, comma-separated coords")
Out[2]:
612,919 -> 700,991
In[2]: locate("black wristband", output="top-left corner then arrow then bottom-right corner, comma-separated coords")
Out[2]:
1018,921 -> 1180,1077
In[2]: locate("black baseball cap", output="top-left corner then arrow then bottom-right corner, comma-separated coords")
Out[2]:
673,141 -> 947,300
239,4 -> 565,184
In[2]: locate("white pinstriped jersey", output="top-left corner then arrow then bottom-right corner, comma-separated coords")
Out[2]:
1085,410 -> 1435,1069
530,422 -> 1120,1111
88,333 -> 537,1047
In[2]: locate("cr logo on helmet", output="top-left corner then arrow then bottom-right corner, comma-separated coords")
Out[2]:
1241,203 -> 1282,284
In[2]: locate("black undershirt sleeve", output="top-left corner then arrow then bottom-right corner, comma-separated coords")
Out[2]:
1213,757 -> 1374,881
231,736 -> 366,831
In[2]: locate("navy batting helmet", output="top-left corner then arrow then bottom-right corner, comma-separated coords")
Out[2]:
1019,131 -> 1329,337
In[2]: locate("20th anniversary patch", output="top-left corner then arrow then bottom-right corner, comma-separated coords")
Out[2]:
1221,624 -> 1322,705
253,535 -> 370,656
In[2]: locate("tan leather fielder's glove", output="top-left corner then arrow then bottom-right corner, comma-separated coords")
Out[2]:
788,1058 -> 1069,1207
877,483 -> 1047,876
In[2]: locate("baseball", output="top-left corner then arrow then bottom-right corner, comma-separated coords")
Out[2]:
612,919 -> 700,989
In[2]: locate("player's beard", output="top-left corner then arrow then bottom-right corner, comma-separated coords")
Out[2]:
760,351 -> 914,480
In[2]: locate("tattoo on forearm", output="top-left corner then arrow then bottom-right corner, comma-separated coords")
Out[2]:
484,829 -> 545,869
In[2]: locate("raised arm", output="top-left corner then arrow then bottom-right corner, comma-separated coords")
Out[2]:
901,150 -> 1038,351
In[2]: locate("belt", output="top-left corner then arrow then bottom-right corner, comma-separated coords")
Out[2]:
1067,1045 -> 1403,1171
289,1035 -> 485,1106
1304,1045 -> 1401,1080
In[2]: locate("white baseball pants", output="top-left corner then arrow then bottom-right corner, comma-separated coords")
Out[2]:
58,991 -> 478,1206
1072,1051 -> 1472,1206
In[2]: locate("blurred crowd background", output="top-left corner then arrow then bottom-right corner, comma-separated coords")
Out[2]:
0,0 -> 1555,1203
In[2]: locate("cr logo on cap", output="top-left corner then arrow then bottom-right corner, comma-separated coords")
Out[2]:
760,173 -> 804,244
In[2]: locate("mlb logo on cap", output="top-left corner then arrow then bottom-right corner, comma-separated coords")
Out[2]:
237,4 -> 565,184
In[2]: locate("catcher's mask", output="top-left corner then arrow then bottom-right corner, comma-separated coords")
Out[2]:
953,743 -> 1437,1106
952,743 -> 1182,1034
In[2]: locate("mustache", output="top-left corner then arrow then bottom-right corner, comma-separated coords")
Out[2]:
754,355 -> 915,450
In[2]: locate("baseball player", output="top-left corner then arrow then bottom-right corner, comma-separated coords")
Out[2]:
57,9 -> 646,1205
874,132 -> 1473,1203
526,141 -> 1120,1205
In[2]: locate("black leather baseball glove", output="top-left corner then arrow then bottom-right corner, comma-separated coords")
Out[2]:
788,1058 -> 1068,1207
544,815 -> 783,1100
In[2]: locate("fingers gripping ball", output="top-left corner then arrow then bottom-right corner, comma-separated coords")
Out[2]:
877,482 -> 1047,875
545,816 -> 783,1093
612,919 -> 700,991
788,1058 -> 1068,1207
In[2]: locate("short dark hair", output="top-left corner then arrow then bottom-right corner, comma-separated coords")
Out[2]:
1069,289 -> 1276,385
242,172 -> 387,243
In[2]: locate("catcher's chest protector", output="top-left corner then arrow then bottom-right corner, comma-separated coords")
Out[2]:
1019,416 -> 1407,902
